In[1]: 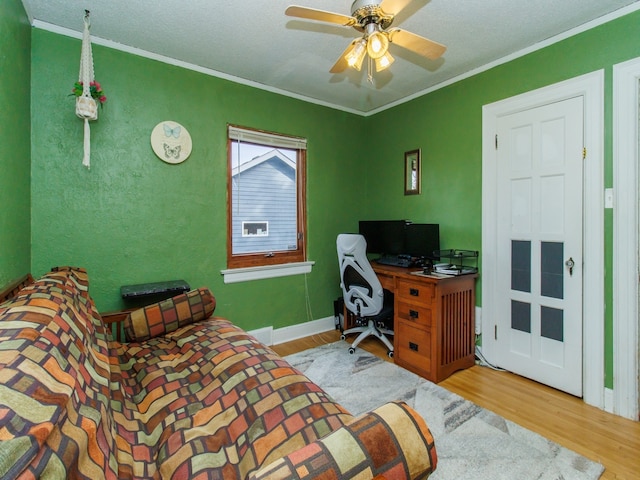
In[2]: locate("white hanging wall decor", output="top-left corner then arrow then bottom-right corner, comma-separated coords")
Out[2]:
73,10 -> 106,169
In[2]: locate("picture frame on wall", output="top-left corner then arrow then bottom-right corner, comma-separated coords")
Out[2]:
404,149 -> 421,195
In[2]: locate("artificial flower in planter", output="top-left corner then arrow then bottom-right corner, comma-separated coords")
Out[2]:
71,80 -> 107,106
71,80 -> 106,121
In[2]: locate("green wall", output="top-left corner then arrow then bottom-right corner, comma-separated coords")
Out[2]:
365,9 -> 640,245
29,29 -> 365,331
365,10 -> 640,387
0,0 -> 31,288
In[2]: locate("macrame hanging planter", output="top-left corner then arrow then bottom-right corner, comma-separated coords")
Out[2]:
75,10 -> 100,169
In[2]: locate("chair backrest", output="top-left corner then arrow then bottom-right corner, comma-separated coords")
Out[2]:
337,234 -> 384,317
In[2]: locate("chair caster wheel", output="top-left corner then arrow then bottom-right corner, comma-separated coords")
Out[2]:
348,347 -> 355,354
340,334 -> 346,341
388,351 -> 394,358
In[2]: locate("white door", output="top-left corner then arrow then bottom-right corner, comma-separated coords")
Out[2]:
494,96 -> 584,396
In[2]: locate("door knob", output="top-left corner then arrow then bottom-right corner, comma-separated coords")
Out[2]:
565,257 -> 575,276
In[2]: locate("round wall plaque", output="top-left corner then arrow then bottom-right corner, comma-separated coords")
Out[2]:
150,121 -> 192,164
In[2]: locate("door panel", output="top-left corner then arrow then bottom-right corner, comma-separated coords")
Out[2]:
495,96 -> 584,396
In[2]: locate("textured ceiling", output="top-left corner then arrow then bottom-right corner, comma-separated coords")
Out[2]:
20,0 -> 640,115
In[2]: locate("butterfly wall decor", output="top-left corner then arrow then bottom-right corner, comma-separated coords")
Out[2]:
163,124 -> 181,139
163,143 -> 182,159
150,120 -> 192,164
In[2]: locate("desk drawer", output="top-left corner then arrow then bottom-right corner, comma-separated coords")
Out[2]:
396,321 -> 431,373
396,279 -> 434,306
396,301 -> 432,328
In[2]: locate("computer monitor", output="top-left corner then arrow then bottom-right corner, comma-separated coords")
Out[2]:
404,223 -> 440,261
358,220 -> 440,261
358,220 -> 407,255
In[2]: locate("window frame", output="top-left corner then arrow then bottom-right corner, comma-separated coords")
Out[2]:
226,125 -> 307,270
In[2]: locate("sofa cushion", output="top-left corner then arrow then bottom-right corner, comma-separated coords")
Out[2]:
111,318 -> 354,479
123,287 -> 216,342
248,401 -> 437,480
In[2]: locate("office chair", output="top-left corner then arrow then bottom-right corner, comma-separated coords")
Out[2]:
337,233 -> 394,357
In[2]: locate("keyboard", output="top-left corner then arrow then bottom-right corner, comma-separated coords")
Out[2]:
375,255 -> 413,268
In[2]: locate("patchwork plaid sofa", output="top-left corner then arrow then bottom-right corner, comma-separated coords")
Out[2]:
0,267 -> 437,479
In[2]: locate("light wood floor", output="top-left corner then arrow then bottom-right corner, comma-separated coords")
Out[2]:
271,330 -> 640,480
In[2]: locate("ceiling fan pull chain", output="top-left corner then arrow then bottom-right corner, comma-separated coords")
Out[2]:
367,56 -> 374,84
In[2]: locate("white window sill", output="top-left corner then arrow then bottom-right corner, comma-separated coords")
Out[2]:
220,261 -> 315,284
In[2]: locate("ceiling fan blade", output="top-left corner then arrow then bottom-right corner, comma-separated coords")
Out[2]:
380,0 -> 414,16
329,40 -> 358,74
388,28 -> 446,60
285,5 -> 356,27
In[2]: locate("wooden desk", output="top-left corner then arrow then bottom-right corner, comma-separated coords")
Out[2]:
373,264 -> 477,383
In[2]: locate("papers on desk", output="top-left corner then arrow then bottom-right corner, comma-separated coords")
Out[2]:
410,264 -> 478,278
434,265 -> 478,275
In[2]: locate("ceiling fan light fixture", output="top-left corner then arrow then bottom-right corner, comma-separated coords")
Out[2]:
284,2 -> 447,76
345,38 -> 367,71
375,51 -> 394,72
366,27 -> 389,59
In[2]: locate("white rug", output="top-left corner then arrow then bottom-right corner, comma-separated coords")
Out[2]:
284,341 -> 604,480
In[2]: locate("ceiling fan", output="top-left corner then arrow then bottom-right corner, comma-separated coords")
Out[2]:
285,0 -> 446,75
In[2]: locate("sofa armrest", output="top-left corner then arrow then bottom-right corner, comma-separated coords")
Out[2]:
0,273 -> 34,304
101,309 -> 136,342
248,401 -> 437,480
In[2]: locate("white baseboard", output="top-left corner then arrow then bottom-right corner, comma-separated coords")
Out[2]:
249,327 -> 274,346
604,387 -> 614,413
248,316 -> 337,347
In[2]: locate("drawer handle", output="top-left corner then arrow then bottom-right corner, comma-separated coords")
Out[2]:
409,288 -> 420,297
409,342 -> 419,352
409,309 -> 419,319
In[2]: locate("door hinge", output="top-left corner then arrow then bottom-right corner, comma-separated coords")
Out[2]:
583,147 -> 587,160
494,324 -> 497,340
495,134 -> 498,150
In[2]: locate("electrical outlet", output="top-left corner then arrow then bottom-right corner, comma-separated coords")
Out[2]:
605,188 -> 614,209
475,306 -> 482,335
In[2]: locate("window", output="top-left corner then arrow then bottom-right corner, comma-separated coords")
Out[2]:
242,221 -> 269,237
227,125 -> 307,269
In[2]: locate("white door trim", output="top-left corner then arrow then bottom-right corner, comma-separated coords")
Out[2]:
612,57 -> 640,420
482,71 -> 605,409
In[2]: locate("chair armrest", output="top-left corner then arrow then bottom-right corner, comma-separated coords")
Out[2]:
248,401 -> 437,480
